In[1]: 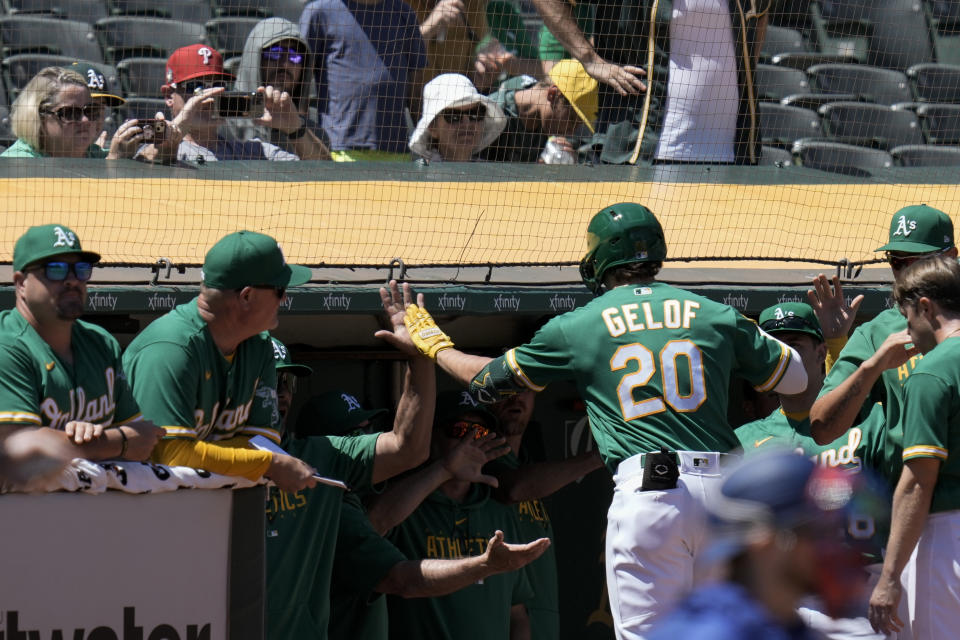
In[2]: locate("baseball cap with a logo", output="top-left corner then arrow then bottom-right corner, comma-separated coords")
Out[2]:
14,224 -> 101,271
271,337 -> 312,376
163,44 -> 233,91
70,61 -> 124,107
294,390 -> 388,438
875,204 -> 955,253
548,59 -> 599,134
758,302 -> 823,343
434,390 -> 499,429
202,230 -> 311,290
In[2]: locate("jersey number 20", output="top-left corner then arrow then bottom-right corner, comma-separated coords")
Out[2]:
610,340 -> 706,420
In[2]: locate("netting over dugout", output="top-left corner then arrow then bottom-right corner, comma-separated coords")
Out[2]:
0,0 -> 957,270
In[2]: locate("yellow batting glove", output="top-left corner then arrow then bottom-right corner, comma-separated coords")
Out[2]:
404,304 -> 454,360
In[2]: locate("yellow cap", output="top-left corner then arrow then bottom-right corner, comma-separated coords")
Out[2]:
548,59 -> 598,134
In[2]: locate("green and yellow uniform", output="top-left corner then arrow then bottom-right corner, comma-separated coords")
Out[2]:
501,282 -> 792,470
0,309 -> 140,428
265,433 -> 380,640
387,484 -> 534,640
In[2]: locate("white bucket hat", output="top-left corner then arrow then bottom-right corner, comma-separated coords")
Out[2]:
409,74 -> 506,159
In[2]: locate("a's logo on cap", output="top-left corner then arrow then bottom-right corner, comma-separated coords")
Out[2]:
341,393 -> 362,412
894,215 -> 917,237
773,307 -> 795,320
198,47 -> 213,65
52,226 -> 76,248
86,69 -> 104,90
272,340 -> 287,361
458,391 -> 479,408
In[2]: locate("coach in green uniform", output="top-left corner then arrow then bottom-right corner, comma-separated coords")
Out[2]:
0,224 -> 163,460
869,256 -> 960,638
810,205 -> 956,475
387,202 -> 807,637
123,230 -> 318,492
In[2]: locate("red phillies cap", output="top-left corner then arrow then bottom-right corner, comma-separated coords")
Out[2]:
163,44 -> 233,89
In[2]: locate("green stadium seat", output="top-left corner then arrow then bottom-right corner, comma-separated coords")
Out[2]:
205,17 -> 260,60
808,63 -> 912,104
0,16 -> 104,62
118,96 -> 167,122
792,137 -> 894,175
810,1 -> 871,62
781,92 -> 859,111
3,0 -> 108,22
769,0 -> 813,30
907,62 -> 960,102
761,26 -> 809,61
926,0 -> 960,65
770,52 -> 857,70
107,0 -> 213,23
892,143 -> 960,165
759,103 -> 823,147
116,56 -> 165,98
819,101 -> 925,149
95,16 -> 206,64
760,145 -> 795,166
869,0 -> 935,71
211,0 -> 306,22
917,103 -> 960,143
755,64 -> 810,101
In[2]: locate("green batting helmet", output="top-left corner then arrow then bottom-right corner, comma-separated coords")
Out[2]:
579,203 -> 667,294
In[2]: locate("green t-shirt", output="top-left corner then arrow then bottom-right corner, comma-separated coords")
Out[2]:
265,433 -> 380,640
899,338 -> 960,514
502,282 -> 792,471
0,138 -> 108,158
736,404 -> 890,561
0,309 -> 140,427
492,452 -> 558,640
818,307 -> 924,484
122,298 -> 281,443
387,484 -> 534,640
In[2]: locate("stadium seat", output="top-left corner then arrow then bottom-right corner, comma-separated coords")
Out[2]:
223,55 -> 241,77
792,138 -> 894,175
755,64 -> 810,101
891,143 -> 960,166
117,96 -> 167,121
3,0 -> 108,22
770,52 -> 857,70
781,92 -> 858,111
927,0 -> 960,65
2,54 -> 116,99
907,63 -> 960,103
107,0 -> 213,23
205,17 -> 260,59
759,103 -> 823,146
95,16 -> 206,64
0,104 -> 15,148
808,64 -> 913,105
0,16 -> 103,62
819,101 -> 925,149
760,145 -> 794,166
116,56 -> 165,98
917,103 -> 960,144
769,0 -> 813,29
761,26 -> 809,60
869,0 -> 935,70
211,0 -> 306,21
809,0 -> 871,62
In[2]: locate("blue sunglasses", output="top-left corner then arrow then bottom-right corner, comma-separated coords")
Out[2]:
262,46 -> 304,65
31,261 -> 94,281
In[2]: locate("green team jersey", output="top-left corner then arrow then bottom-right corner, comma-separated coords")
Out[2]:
122,299 -> 281,443
329,492 -> 407,640
503,282 -> 792,470
490,452 -> 559,640
265,433 -> 380,640
387,484 -> 535,640
736,404 -> 890,561
0,309 -> 140,428
899,338 -> 960,514
818,307 -> 924,485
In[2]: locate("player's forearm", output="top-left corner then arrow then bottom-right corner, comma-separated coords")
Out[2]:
879,461 -> 937,584
436,349 -> 492,387
530,0 -> 598,64
498,450 -> 604,503
371,358 -> 435,484
151,437 -> 272,481
378,556 -> 490,598
366,461 -> 453,534
809,360 -> 883,444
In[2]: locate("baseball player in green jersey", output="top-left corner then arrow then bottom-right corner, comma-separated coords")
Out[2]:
382,203 -> 808,639
869,255 -> 960,638
0,224 -> 163,465
270,336 -> 313,425
810,205 -> 957,465
123,230 -> 318,492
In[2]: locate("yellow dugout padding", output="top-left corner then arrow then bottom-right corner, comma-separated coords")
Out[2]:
0,176 -> 956,266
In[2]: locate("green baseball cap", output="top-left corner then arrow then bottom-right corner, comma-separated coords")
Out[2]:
758,302 -> 823,342
434,389 -> 499,429
70,61 -> 125,107
875,205 -> 955,253
270,337 -> 312,377
202,231 -> 311,289
294,390 -> 388,438
13,224 -> 101,271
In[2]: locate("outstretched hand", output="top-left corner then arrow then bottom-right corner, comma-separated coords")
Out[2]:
374,280 -> 423,356
582,59 -> 646,95
441,431 -> 510,486
808,274 -> 864,340
482,530 -> 551,574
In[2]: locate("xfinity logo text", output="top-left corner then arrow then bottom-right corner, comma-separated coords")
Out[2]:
436,294 -> 465,312
147,294 -> 176,311
722,293 -> 748,310
0,607 -> 210,640
86,293 -> 118,312
493,294 -> 520,312
280,295 -> 294,311
548,294 -> 576,313
776,294 -> 803,304
322,293 -> 351,311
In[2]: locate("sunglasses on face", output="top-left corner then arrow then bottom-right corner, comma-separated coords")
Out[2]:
886,247 -> 951,270
43,103 -> 103,123
442,420 -> 490,440
262,46 -> 305,65
440,106 -> 486,124
179,79 -> 227,95
29,261 -> 94,282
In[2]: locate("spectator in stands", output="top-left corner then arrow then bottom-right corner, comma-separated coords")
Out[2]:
300,0 -> 428,161
0,224 -> 164,464
408,74 -> 506,163
481,58 -> 597,163
161,44 -> 300,162
530,0 -> 768,164
233,18 -> 331,160
367,390 -> 538,639
0,67 -> 167,160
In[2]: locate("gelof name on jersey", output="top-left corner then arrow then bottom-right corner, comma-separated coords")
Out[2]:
602,299 -> 700,338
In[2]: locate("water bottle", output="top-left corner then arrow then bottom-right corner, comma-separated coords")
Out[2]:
540,137 -> 575,165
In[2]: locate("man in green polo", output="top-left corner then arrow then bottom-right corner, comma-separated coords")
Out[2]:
0,224 -> 163,462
